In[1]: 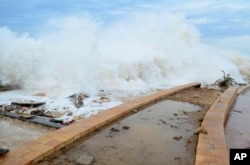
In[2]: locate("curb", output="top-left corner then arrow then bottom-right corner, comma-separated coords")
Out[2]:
237,84 -> 250,95
0,82 -> 200,165
195,86 -> 238,165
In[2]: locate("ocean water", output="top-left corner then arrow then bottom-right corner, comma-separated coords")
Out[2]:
0,11 -> 249,117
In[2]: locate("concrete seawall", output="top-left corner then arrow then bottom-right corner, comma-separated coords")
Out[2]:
195,86 -> 238,165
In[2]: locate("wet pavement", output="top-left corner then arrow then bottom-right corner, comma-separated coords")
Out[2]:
225,90 -> 250,149
0,83 -> 202,165
39,100 -> 201,165
0,117 -> 54,149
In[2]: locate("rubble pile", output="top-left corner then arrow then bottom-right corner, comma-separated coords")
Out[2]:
0,100 -> 74,129
0,91 -> 113,128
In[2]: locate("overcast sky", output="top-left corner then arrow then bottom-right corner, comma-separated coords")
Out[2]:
0,0 -> 250,53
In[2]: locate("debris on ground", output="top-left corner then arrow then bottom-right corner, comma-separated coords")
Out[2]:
69,93 -> 87,108
0,100 -> 76,128
122,125 -> 130,130
93,96 -> 111,104
50,112 -> 74,125
11,101 -> 46,107
110,127 -> 120,132
173,136 -> 183,141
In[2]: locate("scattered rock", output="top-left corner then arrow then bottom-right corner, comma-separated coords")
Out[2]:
173,136 -> 182,141
30,109 -> 46,116
173,113 -> 178,116
1,104 -> 8,112
110,127 -> 120,132
194,126 -> 208,135
74,94 -> 85,108
100,96 -> 110,102
122,125 -> 130,130
170,125 -> 178,128
76,155 -> 95,165
159,119 -> 168,125
93,96 -> 111,104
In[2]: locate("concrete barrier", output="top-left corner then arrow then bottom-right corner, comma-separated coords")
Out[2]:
237,84 -> 250,95
195,86 -> 238,165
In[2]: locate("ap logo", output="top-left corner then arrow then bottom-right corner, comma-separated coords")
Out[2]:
234,153 -> 247,160
230,149 -> 250,165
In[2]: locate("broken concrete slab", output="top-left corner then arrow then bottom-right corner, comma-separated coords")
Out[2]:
11,101 -> 45,107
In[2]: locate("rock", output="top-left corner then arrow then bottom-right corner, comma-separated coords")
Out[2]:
173,136 -> 182,141
1,105 -> 8,112
100,96 -> 110,102
73,94 -> 85,108
122,125 -> 130,130
30,109 -> 46,116
76,155 -> 94,165
110,127 -> 120,132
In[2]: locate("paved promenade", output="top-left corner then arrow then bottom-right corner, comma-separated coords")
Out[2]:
225,85 -> 250,150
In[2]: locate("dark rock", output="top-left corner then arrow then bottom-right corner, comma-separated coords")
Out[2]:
110,127 -> 120,132
173,136 -> 182,141
122,125 -> 130,130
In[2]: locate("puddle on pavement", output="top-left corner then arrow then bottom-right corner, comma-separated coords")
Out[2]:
40,100 -> 201,165
225,90 -> 250,149
0,117 -> 54,149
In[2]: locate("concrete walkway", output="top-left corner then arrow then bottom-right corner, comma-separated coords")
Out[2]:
225,85 -> 250,150
0,82 -> 200,165
195,85 -> 250,165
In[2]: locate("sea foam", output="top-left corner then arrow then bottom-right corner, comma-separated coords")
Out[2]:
0,12 -> 248,96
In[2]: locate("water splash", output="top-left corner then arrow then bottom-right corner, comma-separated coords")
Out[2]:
0,12 -> 248,96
